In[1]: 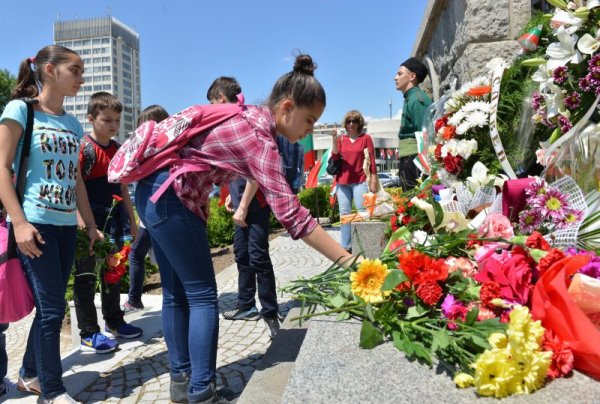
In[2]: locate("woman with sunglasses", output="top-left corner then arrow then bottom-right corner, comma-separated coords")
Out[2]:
330,110 -> 377,253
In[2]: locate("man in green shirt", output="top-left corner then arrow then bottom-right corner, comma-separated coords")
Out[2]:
394,57 -> 432,189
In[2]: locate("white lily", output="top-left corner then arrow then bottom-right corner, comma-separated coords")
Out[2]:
546,26 -> 583,70
543,82 -> 566,118
550,9 -> 584,34
577,29 -> 600,54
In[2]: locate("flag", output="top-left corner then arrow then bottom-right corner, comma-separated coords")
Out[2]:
387,148 -> 393,159
329,178 -> 337,208
380,149 -> 386,160
298,134 -> 315,171
305,147 -> 332,188
395,148 -> 399,158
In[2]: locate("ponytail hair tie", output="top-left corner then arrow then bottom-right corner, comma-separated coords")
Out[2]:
27,57 -> 36,64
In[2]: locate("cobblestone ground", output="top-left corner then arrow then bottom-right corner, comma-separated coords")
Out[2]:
6,229 -> 339,403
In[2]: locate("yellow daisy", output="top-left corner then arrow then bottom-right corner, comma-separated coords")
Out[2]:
350,259 -> 390,304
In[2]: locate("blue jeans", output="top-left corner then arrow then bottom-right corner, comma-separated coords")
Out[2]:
127,227 -> 152,305
136,170 -> 218,399
0,323 -> 7,381
17,224 -> 76,400
336,182 -> 368,249
233,205 -> 277,318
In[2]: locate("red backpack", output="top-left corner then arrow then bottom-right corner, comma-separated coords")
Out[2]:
108,95 -> 245,201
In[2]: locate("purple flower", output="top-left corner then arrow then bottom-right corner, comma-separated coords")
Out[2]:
579,254 -> 600,279
558,114 -> 573,133
589,54 -> 600,70
564,91 -> 581,110
553,66 -> 569,84
579,76 -> 593,92
525,178 -> 547,199
531,91 -> 543,111
441,294 -> 456,317
588,70 -> 600,88
538,187 -> 569,221
518,209 -> 543,233
557,207 -> 585,229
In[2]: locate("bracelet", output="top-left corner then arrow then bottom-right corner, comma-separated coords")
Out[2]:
84,224 -> 98,230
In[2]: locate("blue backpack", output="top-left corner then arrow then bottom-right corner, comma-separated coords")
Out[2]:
276,135 -> 304,194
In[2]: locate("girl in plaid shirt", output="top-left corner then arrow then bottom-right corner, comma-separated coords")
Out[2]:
135,54 -> 351,403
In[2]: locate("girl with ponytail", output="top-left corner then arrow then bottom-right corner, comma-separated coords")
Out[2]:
0,45 -> 102,404
134,53 -> 351,403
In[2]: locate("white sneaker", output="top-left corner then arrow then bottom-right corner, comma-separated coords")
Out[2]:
38,392 -> 81,403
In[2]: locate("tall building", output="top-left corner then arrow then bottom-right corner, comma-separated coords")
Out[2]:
54,16 -> 141,142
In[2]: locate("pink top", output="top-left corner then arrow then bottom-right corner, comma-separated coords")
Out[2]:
331,133 -> 377,184
172,106 -> 317,240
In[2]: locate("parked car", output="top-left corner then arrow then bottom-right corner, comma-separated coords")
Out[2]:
318,174 -> 333,186
377,172 -> 394,186
382,177 -> 403,189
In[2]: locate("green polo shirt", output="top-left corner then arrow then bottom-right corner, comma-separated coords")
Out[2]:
398,86 -> 432,157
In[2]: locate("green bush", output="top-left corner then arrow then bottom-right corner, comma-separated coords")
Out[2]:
298,185 -> 339,222
206,197 -> 235,247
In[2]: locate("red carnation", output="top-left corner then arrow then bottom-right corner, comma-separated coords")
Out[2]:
112,194 -> 123,202
543,330 -> 574,379
538,248 -> 566,275
416,281 -> 443,306
526,231 -> 551,251
390,215 -> 398,231
480,281 -> 501,309
434,117 -> 447,132
443,154 -> 464,175
434,144 -> 443,162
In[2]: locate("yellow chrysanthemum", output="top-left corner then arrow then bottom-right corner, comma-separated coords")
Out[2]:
454,372 -> 475,388
507,306 -> 545,356
350,259 -> 390,304
472,349 -> 515,398
488,333 -> 508,349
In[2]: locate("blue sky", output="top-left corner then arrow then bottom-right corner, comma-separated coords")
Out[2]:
1,0 -> 428,124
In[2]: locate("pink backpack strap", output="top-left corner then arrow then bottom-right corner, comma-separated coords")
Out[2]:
149,161 -> 210,203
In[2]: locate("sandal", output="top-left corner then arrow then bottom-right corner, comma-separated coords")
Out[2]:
17,376 -> 41,395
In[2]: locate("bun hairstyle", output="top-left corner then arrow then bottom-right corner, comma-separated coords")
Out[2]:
267,53 -> 326,110
11,45 -> 80,100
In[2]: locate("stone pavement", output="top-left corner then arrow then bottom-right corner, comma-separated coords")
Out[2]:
3,228 -> 339,403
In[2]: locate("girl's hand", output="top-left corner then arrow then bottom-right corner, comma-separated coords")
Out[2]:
225,194 -> 234,213
86,226 -> 104,254
369,177 -> 378,193
14,220 -> 44,258
233,206 -> 249,227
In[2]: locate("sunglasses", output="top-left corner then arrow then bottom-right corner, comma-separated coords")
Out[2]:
346,119 -> 359,125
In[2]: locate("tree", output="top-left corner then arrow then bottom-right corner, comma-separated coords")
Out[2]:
0,69 -> 16,113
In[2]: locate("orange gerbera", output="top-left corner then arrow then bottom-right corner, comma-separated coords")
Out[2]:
350,259 -> 390,303
467,85 -> 492,97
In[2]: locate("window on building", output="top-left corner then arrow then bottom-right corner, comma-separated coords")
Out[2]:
93,57 -> 101,64
73,40 -> 82,47
124,123 -> 133,131
83,58 -> 91,64
124,89 -> 132,96
82,40 -> 91,46
102,84 -> 111,90
92,38 -> 101,45
80,49 -> 91,55
102,57 -> 110,63
102,66 -> 111,72
114,85 -> 118,92
123,62 -> 131,71
113,38 -> 117,46
122,53 -> 131,62
124,97 -> 132,105
93,48 -> 101,54
123,71 -> 131,79
83,85 -> 93,92
93,85 -> 103,91
102,75 -> 111,81
93,67 -> 101,73
102,37 -> 110,44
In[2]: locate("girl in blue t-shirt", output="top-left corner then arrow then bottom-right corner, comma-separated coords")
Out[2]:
0,45 -> 103,404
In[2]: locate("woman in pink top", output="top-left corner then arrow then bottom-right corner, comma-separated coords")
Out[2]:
330,110 -> 377,252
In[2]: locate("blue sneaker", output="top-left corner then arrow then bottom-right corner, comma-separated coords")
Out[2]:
105,323 -> 143,339
81,332 -> 118,354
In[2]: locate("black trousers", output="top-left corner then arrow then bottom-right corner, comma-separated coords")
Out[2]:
397,154 -> 420,190
73,211 -> 125,338
233,205 -> 278,318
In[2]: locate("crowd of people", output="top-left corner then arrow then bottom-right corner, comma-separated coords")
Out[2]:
0,43 -> 431,403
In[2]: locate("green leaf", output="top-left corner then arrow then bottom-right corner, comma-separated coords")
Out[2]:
364,303 -> 375,322
392,331 -> 414,355
432,199 -> 444,228
328,293 -> 346,308
405,306 -> 427,320
384,226 -> 411,253
431,329 -> 450,353
465,307 -> 479,325
382,269 -> 409,291
412,342 -> 433,366
339,283 -> 351,298
336,311 -> 350,321
469,335 -> 490,350
359,320 -> 383,349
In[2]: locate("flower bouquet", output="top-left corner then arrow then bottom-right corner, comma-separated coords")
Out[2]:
284,212 -> 600,397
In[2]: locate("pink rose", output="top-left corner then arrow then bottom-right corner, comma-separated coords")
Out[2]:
445,256 -> 477,278
475,252 -> 534,305
478,212 -> 514,240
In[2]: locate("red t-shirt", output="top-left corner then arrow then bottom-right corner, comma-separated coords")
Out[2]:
79,135 -> 122,211
331,133 -> 377,185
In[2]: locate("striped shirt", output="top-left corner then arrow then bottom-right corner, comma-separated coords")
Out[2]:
172,106 -> 317,240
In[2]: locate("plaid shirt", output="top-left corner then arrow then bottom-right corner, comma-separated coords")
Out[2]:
172,106 -> 317,240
